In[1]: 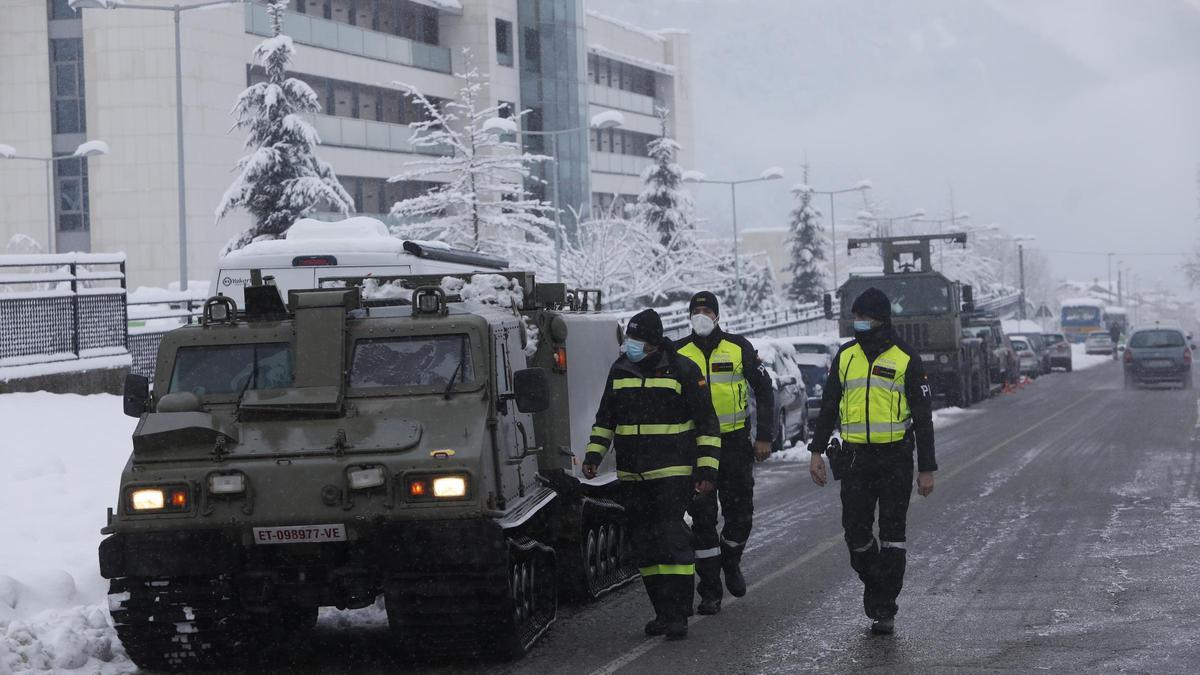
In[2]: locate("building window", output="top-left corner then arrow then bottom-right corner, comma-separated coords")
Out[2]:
50,38 -> 86,135
495,19 -> 513,67
49,0 -> 76,20
418,5 -> 439,45
590,54 -> 657,99
522,28 -> 540,68
55,156 -> 90,233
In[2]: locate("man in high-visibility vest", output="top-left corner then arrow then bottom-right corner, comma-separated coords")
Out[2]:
675,291 -> 775,615
583,308 -> 722,640
808,287 -> 937,635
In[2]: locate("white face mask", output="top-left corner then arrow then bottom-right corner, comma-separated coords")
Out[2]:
691,314 -> 716,337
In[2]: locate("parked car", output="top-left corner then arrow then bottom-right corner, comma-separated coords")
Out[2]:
1010,332 -> 1051,375
1123,326 -> 1193,389
1043,332 -> 1073,371
788,336 -> 844,360
1010,337 -> 1040,379
1085,332 -> 1115,355
794,353 -> 832,432
750,339 -> 810,452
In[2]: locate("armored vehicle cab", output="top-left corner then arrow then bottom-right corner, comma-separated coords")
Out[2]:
101,273 -> 634,671
826,234 -> 987,406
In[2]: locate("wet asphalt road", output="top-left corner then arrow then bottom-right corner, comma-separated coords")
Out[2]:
214,359 -> 1200,674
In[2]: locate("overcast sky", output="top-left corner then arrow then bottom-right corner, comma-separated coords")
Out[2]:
591,0 -> 1200,292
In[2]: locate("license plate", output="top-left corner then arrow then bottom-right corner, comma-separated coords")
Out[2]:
253,524 -> 346,545
1147,359 -> 1174,368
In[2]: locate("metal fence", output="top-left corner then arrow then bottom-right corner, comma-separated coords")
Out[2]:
0,253 -> 128,369
127,297 -> 205,378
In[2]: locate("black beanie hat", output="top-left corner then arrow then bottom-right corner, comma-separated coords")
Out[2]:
626,308 -> 664,344
851,287 -> 891,322
689,291 -> 719,317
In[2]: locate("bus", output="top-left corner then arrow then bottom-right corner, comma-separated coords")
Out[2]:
1060,298 -> 1105,343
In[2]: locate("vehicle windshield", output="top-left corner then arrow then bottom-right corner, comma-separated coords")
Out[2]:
350,335 -> 475,389
842,277 -> 950,317
1011,339 -> 1029,351
798,364 -> 828,390
168,342 -> 294,396
1087,334 -> 1112,343
1062,306 -> 1102,324
965,327 -> 990,340
1043,334 -> 1065,345
1129,330 -> 1184,349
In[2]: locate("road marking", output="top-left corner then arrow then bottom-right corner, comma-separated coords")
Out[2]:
588,391 -> 1098,675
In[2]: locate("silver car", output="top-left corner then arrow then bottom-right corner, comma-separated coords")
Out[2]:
1123,326 -> 1193,389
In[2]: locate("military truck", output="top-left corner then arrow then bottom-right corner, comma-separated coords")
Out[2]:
824,234 -> 988,407
100,271 -> 636,670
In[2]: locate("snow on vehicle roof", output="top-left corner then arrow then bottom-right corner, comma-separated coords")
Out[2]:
789,335 -> 842,345
1060,297 -> 1106,308
221,217 -> 409,261
284,217 -> 391,240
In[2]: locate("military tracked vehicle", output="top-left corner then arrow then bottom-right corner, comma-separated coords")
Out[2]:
101,271 -> 636,670
824,234 -> 988,406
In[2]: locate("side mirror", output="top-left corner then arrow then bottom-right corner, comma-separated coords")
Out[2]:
513,367 -> 550,413
123,374 -> 150,418
823,294 -> 833,321
961,285 -> 975,313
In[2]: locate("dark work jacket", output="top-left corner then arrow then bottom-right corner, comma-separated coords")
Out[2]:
674,327 -> 776,443
810,325 -> 938,472
584,349 -> 723,483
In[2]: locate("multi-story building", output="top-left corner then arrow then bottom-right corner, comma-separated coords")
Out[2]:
0,0 -> 693,288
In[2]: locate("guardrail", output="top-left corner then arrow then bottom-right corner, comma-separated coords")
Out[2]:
0,253 -> 128,369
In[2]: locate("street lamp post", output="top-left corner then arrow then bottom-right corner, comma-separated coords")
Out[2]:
805,181 -> 872,291
0,141 -> 111,254
482,110 -> 625,283
1013,235 -> 1035,320
683,167 -> 785,312
71,0 -> 245,290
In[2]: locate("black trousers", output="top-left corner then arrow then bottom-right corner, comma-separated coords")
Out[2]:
687,427 -> 754,601
839,444 -> 914,621
621,475 -> 695,623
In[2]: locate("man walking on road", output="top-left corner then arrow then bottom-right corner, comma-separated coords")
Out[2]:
676,291 -> 775,615
808,287 -> 937,635
583,308 -> 722,640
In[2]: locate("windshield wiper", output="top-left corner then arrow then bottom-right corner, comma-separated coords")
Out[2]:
442,337 -> 467,400
236,344 -> 260,405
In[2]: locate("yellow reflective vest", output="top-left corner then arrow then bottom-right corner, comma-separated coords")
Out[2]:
677,339 -> 748,433
837,343 -> 912,444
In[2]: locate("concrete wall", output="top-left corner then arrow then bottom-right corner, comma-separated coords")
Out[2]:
0,1 -> 54,254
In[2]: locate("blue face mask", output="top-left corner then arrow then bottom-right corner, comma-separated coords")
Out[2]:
853,320 -> 874,332
624,338 -> 648,362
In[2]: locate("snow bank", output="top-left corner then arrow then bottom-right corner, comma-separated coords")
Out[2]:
1071,342 -> 1113,370
767,405 -> 978,463
0,393 -> 136,673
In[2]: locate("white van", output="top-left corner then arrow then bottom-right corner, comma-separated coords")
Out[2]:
211,217 -> 508,307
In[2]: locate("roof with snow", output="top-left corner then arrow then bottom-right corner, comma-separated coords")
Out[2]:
1060,297 -> 1106,308
586,10 -> 668,43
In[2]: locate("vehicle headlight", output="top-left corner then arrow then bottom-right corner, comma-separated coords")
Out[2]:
348,466 -> 386,490
433,476 -> 467,498
126,485 -> 189,512
130,488 -> 164,511
208,473 -> 246,495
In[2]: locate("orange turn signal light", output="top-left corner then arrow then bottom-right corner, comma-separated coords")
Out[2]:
169,490 -> 188,509
409,480 -> 428,498
553,346 -> 567,371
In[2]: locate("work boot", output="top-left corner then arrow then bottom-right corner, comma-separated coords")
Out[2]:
723,561 -> 747,598
697,598 -> 721,615
644,618 -> 668,636
870,618 -> 895,635
663,621 -> 688,641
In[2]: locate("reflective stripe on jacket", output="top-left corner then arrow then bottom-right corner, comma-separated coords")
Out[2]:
837,343 -> 913,444
677,339 -> 748,433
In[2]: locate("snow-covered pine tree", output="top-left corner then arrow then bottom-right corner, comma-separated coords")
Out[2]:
635,107 -> 694,250
784,170 -> 828,304
387,60 -> 557,272
215,1 -> 353,254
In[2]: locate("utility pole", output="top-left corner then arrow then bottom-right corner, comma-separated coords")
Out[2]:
1018,242 -> 1027,320
1107,252 -> 1114,303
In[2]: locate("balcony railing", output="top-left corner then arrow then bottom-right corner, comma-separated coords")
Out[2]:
311,114 -> 451,156
588,84 -> 658,116
589,151 -> 653,176
246,3 -> 452,74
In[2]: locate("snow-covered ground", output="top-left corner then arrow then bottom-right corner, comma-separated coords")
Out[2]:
0,393 -> 136,673
768,405 -> 982,463
1070,341 -> 1115,370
